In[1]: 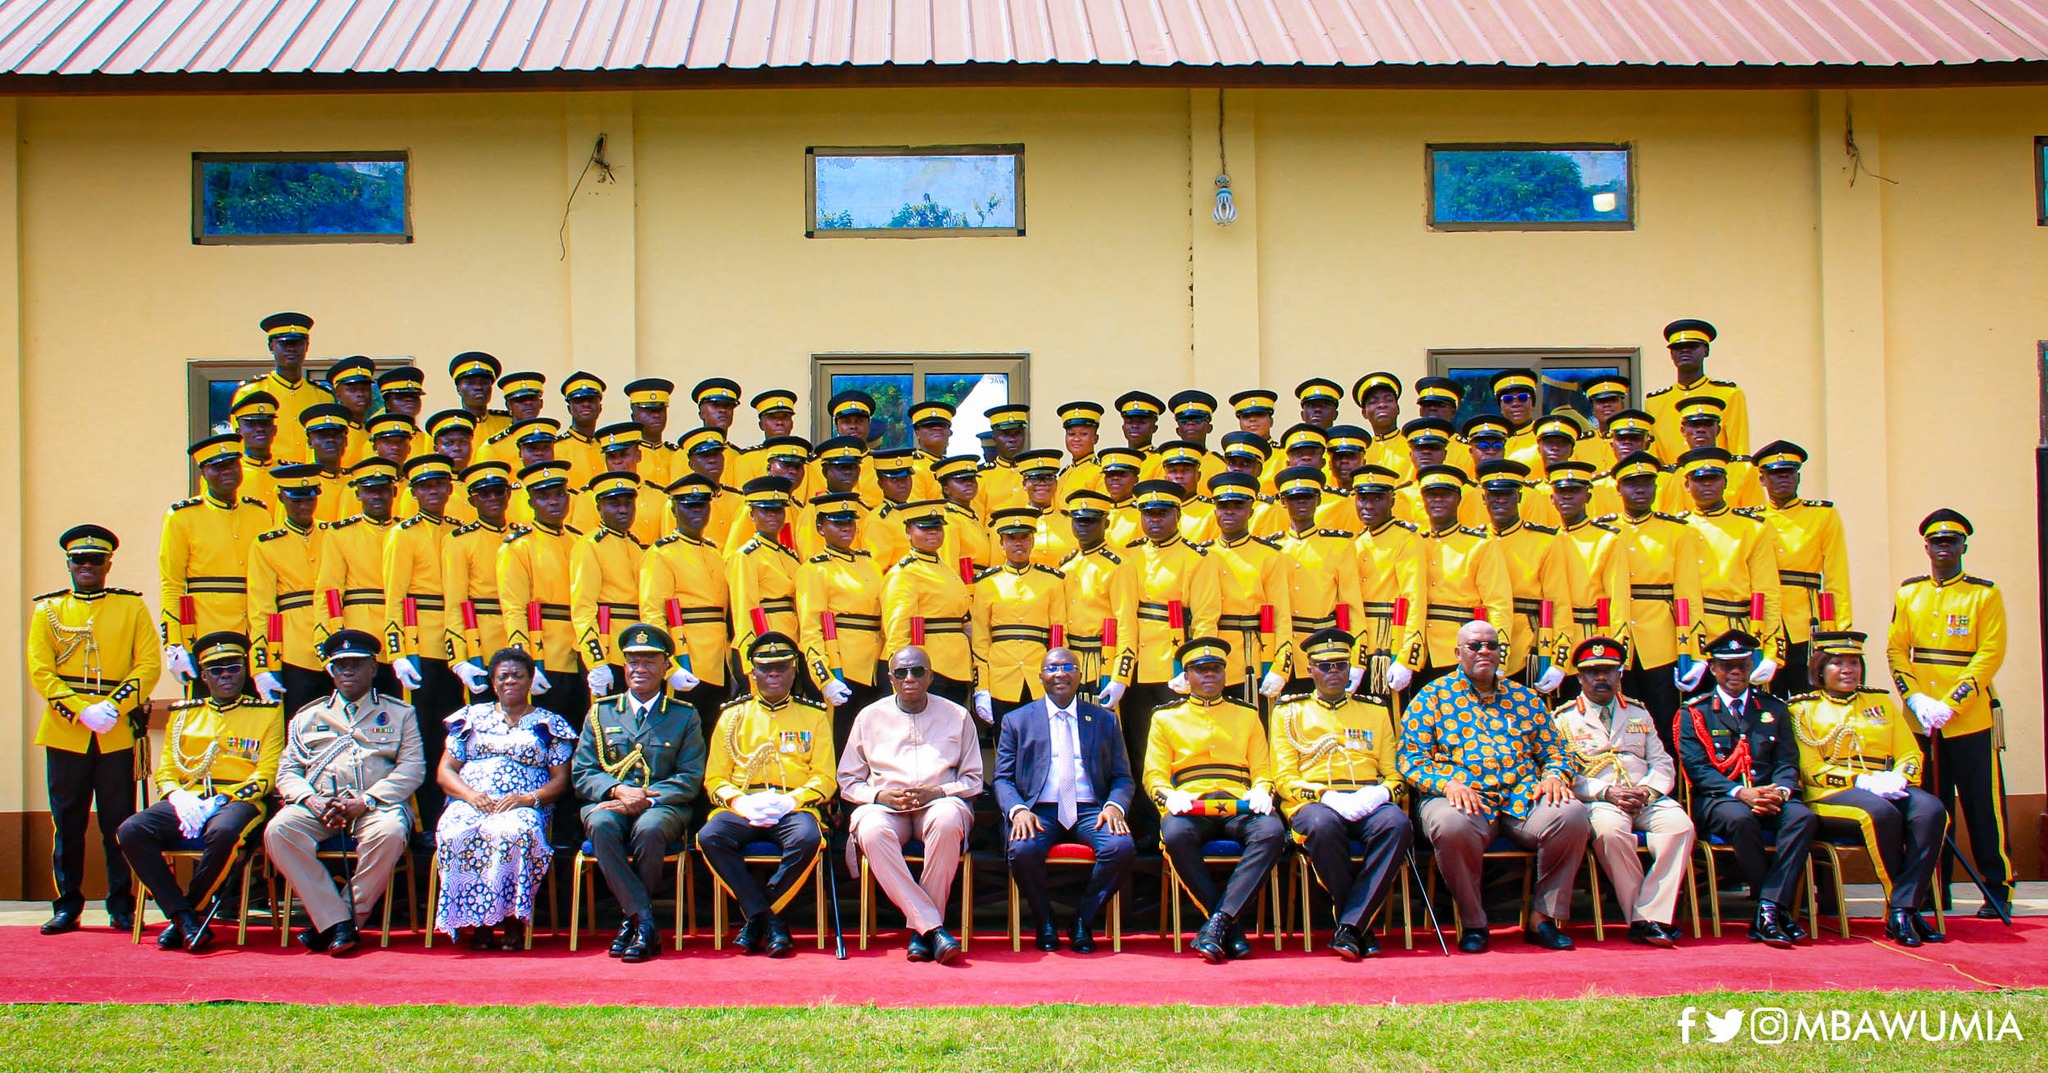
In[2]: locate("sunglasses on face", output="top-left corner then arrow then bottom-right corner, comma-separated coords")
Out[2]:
1312,660 -> 1350,673
1499,391 -> 1533,403
1463,640 -> 1502,653
1044,662 -> 1079,674
890,665 -> 931,680
68,555 -> 108,566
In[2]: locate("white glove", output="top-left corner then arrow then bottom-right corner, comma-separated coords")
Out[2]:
167,789 -> 206,839
764,793 -> 799,821
1748,657 -> 1779,687
1347,667 -> 1366,693
1168,672 -> 1189,695
585,664 -> 614,696
254,671 -> 285,704
78,700 -> 120,735
1872,771 -> 1911,799
1674,661 -> 1707,691
668,664 -> 702,691
1247,788 -> 1275,815
1385,661 -> 1414,693
531,667 -> 553,694
1535,665 -> 1565,694
394,656 -> 423,691
1355,785 -> 1393,815
454,660 -> 489,694
1259,669 -> 1286,698
1096,680 -> 1126,708
973,691 -> 994,724
1163,790 -> 1198,815
163,644 -> 195,683
731,793 -> 771,825
822,677 -> 853,707
1906,693 -> 1954,732
1320,790 -> 1360,821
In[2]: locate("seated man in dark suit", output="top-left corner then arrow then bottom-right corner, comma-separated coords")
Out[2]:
994,647 -> 1136,953
573,624 -> 707,963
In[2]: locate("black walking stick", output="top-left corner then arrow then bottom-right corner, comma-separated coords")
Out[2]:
1406,848 -> 1452,956
824,836 -> 848,959
1944,833 -> 2013,926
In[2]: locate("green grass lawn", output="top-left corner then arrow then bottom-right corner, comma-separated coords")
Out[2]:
3,990 -> 2043,1071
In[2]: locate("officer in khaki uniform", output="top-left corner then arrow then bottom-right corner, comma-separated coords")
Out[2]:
1887,509 -> 2011,918
160,434 -> 272,694
29,525 -> 159,935
640,474 -> 735,726
573,624 -> 707,962
249,464 -> 331,716
1755,440 -> 1851,698
264,629 -> 424,957
571,472 -> 651,702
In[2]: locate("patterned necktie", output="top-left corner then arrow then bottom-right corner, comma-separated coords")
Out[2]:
1055,709 -> 1078,829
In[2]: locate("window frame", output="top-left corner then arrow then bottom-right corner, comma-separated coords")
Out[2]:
2035,136 -> 2047,227
191,151 -> 413,246
809,353 -> 1030,449
1425,347 -> 1641,425
1425,142 -> 1636,233
805,145 -> 1026,239
186,356 -> 412,494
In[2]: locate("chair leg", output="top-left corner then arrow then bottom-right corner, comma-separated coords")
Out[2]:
1684,853 -> 1702,939
568,854 -> 586,952
683,853 -> 697,942
278,878 -> 295,948
1587,851 -> 1605,942
1008,872 -> 1021,953
1400,865 -> 1413,950
858,858 -> 871,952
1298,857 -> 1313,953
673,855 -> 687,950
1268,867 -> 1282,951
814,855 -> 827,951
711,870 -> 726,951
1702,849 -> 1722,938
423,852 -> 439,948
960,852 -> 972,952
131,871 -> 146,944
1111,887 -> 1122,953
236,857 -> 254,946
1520,859 -> 1534,931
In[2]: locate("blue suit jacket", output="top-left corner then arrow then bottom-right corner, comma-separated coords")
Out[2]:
993,697 -> 1135,816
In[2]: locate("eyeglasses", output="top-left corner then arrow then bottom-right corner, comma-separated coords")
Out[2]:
1312,660 -> 1350,673
1498,391 -> 1534,403
1044,663 -> 1079,674
890,666 -> 931,680
1462,640 -> 1502,652
66,555 -> 109,566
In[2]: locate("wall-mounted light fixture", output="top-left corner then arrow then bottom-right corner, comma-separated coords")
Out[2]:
1213,90 -> 1236,227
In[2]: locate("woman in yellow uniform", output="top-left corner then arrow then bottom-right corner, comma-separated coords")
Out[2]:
1790,630 -> 1947,948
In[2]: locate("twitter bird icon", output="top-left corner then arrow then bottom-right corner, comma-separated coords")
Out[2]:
1705,1009 -> 1745,1043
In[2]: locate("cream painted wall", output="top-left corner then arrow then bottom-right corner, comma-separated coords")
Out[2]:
3,85 -> 2042,831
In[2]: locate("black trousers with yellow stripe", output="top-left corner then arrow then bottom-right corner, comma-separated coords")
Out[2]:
1810,787 -> 1946,912
1919,728 -> 2014,903
117,799 -> 265,917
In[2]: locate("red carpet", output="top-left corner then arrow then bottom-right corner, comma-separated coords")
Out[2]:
4,918 -> 2042,1007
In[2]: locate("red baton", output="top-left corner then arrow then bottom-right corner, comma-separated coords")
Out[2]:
1539,600 -> 1554,629
665,598 -> 683,628
179,595 -> 196,627
1258,604 -> 1274,636
1101,617 -> 1116,649
598,605 -> 612,636
750,607 -> 769,637
1818,592 -> 1836,625
1335,604 -> 1352,632
1750,592 -> 1766,622
821,611 -> 839,641
959,557 -> 975,584
527,602 -> 544,633
1471,605 -> 1488,623
1674,598 -> 1692,629
1051,624 -> 1065,648
1168,600 -> 1184,631
462,601 -> 479,631
325,590 -> 343,620
911,616 -> 927,646
1596,598 -> 1611,628
1392,597 -> 1410,628
403,597 -> 418,628
267,612 -> 284,644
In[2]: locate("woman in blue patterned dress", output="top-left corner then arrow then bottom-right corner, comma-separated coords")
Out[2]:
434,648 -> 573,949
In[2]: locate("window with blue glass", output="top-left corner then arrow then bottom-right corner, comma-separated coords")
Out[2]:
194,152 -> 411,244
807,146 -> 1024,237
811,356 -> 1028,455
1428,144 -> 1632,230
1426,350 -> 1639,427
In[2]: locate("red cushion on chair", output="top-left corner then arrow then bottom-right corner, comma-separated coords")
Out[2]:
1046,843 -> 1098,863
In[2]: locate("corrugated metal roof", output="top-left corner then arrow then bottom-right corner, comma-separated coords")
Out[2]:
0,0 -> 2043,78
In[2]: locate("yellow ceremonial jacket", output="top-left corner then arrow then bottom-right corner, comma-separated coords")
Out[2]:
1270,691 -> 1403,820
1106,501 -> 1144,548
1030,515 -> 1079,569
314,514 -> 395,651
1177,497 -> 1221,545
1553,517 -> 1634,671
556,428 -> 605,490
1056,455 -> 1106,501
704,695 -> 837,813
1126,536 -> 1223,685
1207,534 -> 1294,687
972,562 -> 1069,701
1615,511 -> 1704,670
572,526 -> 648,669
159,492 -> 271,648
1645,377 -> 1750,461
1354,519 -> 1428,672
1791,688 -> 1923,797
791,495 -> 877,562
441,520 -> 509,670
28,587 -> 159,753
795,546 -> 886,689
153,697 -> 286,803
1277,527 -> 1364,678
728,533 -> 802,675
864,501 -> 912,573
1419,524 -> 1513,668
1685,506 -> 1785,662
1143,696 -> 1274,805
1887,572 -> 2005,738
239,457 -> 277,510
247,371 -> 333,463
1060,542 -> 1139,689
939,501 -> 995,573
382,512 -> 455,662
881,550 -> 975,683
1490,521 -> 1573,678
1658,457 -> 1765,514
639,530 -> 732,688
1310,488 -> 1361,534
1763,498 -> 1852,644
972,458 -> 1028,520
497,521 -> 580,674
248,521 -> 326,673
1393,482 -> 1487,530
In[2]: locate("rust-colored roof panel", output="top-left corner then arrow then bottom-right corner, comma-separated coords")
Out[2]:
0,0 -> 2043,77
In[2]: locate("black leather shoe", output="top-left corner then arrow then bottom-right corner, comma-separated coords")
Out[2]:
906,930 -> 934,962
294,926 -> 331,953
1885,908 -> 1923,947
764,916 -> 795,958
1456,927 -> 1489,954
1035,921 -> 1060,952
1360,928 -> 1382,958
107,908 -> 135,933
1522,920 -> 1574,951
1978,897 -> 2011,920
465,925 -> 498,951
1068,917 -> 1096,954
327,921 -> 361,957
1912,912 -> 1946,943
1627,921 -> 1674,948
1224,922 -> 1254,960
621,919 -> 661,963
500,919 -> 527,951
1192,912 -> 1231,963
735,914 -> 769,955
1748,902 -> 1794,949
155,919 -> 186,951
610,918 -> 637,958
928,927 -> 963,965
39,910 -> 81,936
1782,915 -> 1810,943
177,911 -> 214,954
1654,921 -> 1685,943
1328,923 -> 1364,962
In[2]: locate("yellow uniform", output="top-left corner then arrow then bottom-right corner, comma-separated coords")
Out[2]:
312,515 -> 395,651
244,371 -> 333,463
247,521 -> 326,675
940,502 -> 995,572
1126,536 -> 1222,685
795,547 -> 886,690
1364,432 -> 1411,484
971,562 -> 1068,702
441,520 -> 509,671
1061,542 -> 1139,690
1177,497 -> 1221,545
972,458 -> 1028,519
28,585 -> 158,754
152,697 -> 286,805
1553,517 -> 1635,670
640,530 -> 733,689
239,457 -> 278,508
1030,514 -> 1078,569
1311,488 -> 1361,533
1271,691 -> 1404,819
1887,573 -> 2004,739
1207,534 -> 1294,689
1490,520 -> 1572,679
880,549 -> 974,684
1646,377 -> 1750,461
865,501 -> 912,576
1765,498 -> 1852,643
1106,501 -> 1144,548
703,694 -> 837,815
1393,482 -> 1486,529
727,533 -> 802,675
1658,456 -> 1765,514
396,484 -> 476,528
1418,525 -> 1513,669
1686,506 -> 1785,664
1142,695 -> 1274,804
1277,528 -> 1363,679
1057,455 -> 1106,501
1791,688 -> 1922,798
1615,511 -> 1705,670
791,495 -> 876,561
1353,518 -> 1428,676
158,492 -> 271,649
497,521 -> 579,676
381,513 -> 455,663
571,526 -> 648,670
555,429 -> 604,490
